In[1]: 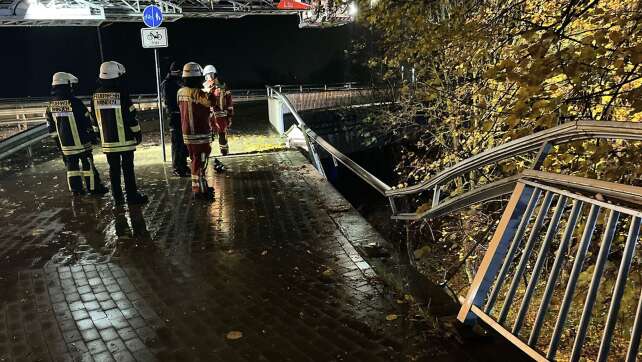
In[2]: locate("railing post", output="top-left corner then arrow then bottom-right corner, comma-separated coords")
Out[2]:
532,141 -> 552,170
388,197 -> 398,215
431,185 -> 441,208
458,182 -> 534,324
301,126 -> 326,179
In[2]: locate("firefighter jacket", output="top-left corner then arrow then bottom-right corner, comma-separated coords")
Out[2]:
178,87 -> 215,145
204,80 -> 234,119
91,84 -> 141,153
46,89 -> 96,156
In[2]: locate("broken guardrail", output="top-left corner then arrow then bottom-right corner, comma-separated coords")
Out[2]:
268,85 -> 642,361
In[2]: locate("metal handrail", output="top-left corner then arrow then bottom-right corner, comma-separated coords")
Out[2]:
393,170 -> 642,221
385,121 -> 642,198
0,122 -> 48,159
268,84 -> 642,219
266,85 -> 391,195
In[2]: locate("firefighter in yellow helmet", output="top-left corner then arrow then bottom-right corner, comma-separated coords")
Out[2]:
91,61 -> 148,205
46,72 -> 108,196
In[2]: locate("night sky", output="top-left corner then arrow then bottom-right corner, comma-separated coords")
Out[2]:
0,15 -> 358,97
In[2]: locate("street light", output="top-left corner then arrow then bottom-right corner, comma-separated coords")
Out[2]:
348,2 -> 358,17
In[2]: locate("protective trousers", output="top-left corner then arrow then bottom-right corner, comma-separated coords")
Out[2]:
106,151 -> 138,199
66,151 -> 102,193
169,112 -> 188,171
213,117 -> 229,156
187,143 -> 211,193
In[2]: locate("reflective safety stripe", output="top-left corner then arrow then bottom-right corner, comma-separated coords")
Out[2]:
66,170 -> 84,191
183,134 -> 210,140
82,170 -> 95,190
188,102 -> 195,133
183,134 -> 211,145
214,111 -> 228,117
61,143 -> 92,156
115,109 -> 126,146
184,139 -> 211,145
129,105 -> 136,112
101,144 -> 137,153
52,108 -> 83,153
93,99 -> 105,143
130,124 -> 141,132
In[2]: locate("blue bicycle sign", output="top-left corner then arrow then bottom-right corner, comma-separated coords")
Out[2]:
142,5 -> 163,28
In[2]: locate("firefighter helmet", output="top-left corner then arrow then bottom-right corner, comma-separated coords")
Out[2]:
203,65 -> 217,76
113,61 -> 126,75
183,62 -> 203,78
67,73 -> 79,84
51,72 -> 75,86
99,61 -> 121,80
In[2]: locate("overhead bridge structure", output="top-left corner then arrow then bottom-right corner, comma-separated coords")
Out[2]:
0,0 -> 355,26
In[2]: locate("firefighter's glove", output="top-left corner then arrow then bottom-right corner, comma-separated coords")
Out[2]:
135,132 -> 142,145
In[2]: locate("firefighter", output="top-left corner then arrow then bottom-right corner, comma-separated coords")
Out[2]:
161,62 -> 189,177
91,61 -> 148,205
178,62 -> 216,200
203,65 -> 233,164
46,72 -> 108,196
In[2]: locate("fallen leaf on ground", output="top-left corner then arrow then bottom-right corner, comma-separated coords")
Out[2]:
226,331 -> 243,340
386,314 -> 399,321
261,250 -> 268,256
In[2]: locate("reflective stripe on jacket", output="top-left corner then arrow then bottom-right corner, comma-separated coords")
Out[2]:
91,90 -> 140,153
46,97 -> 94,156
178,87 -> 213,145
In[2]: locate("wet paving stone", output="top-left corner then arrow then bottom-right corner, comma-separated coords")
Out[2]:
0,150 -> 459,361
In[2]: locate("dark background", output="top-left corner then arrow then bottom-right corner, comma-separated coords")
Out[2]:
0,15 -> 361,97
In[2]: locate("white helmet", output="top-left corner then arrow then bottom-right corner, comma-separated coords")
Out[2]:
203,65 -> 217,76
182,62 -> 203,78
99,61 -> 121,80
52,72 -> 76,86
67,73 -> 79,84
112,61 -> 126,76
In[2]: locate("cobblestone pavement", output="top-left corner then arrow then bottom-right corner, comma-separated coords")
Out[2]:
0,150 -> 465,362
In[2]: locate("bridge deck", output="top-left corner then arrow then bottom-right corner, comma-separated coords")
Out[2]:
0,147 -> 468,361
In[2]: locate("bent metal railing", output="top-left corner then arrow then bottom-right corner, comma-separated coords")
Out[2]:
458,177 -> 642,361
267,85 -> 642,360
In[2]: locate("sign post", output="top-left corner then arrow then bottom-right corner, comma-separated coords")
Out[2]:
141,5 -> 167,162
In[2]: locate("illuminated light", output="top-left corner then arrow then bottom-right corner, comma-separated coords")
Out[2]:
369,0 -> 379,7
348,2 -> 358,16
23,3 -> 104,20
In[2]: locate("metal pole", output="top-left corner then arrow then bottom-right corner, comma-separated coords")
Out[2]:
96,27 -> 104,63
153,48 -> 166,162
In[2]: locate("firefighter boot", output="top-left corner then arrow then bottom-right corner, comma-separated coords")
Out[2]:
90,184 -> 109,196
214,159 -> 226,173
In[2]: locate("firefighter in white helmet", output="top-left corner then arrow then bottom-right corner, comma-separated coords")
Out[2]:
91,61 -> 148,205
178,62 -> 217,200
203,65 -> 233,162
46,72 -> 108,196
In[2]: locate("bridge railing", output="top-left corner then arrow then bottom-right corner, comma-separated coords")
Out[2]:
267,85 -> 642,360
458,173 -> 642,361
0,89 -> 268,122
266,85 -> 391,194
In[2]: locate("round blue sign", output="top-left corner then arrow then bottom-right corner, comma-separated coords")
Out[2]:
142,5 -> 163,28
